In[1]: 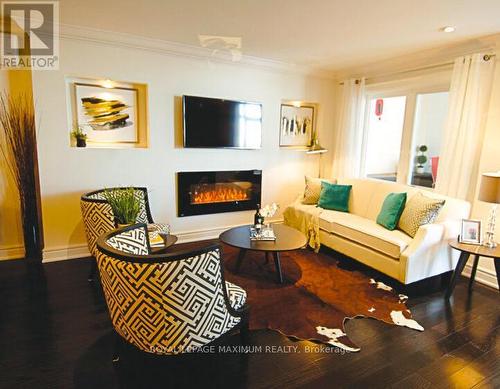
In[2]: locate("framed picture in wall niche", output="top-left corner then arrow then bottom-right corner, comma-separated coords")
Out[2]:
67,77 -> 149,148
279,103 -> 315,148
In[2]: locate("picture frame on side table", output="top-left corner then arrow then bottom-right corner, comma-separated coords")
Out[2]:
66,77 -> 149,148
279,102 -> 315,148
459,219 -> 482,245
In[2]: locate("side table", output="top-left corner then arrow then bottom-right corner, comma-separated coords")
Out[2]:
446,240 -> 500,299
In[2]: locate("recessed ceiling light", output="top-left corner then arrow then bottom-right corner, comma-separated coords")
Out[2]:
442,26 -> 456,33
102,79 -> 114,89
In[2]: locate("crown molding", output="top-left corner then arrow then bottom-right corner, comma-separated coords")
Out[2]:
57,24 -> 336,80
334,33 -> 500,81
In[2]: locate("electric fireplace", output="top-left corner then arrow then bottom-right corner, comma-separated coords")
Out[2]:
177,170 -> 262,217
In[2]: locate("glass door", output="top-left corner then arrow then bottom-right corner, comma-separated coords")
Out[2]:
408,91 -> 449,188
362,96 -> 407,182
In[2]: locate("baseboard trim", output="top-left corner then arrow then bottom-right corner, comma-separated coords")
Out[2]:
0,245 -> 25,260
175,219 -> 284,244
463,263 -> 499,290
42,244 -> 91,263
41,219 -> 284,263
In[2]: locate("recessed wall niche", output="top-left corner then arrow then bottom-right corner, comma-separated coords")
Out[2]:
66,77 -> 149,149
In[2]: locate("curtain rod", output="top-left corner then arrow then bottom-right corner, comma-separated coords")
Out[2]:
338,53 -> 496,85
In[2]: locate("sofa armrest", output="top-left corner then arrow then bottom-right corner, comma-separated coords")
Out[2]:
400,221 -> 460,284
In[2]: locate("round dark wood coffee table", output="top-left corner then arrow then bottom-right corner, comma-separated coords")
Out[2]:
220,224 -> 307,283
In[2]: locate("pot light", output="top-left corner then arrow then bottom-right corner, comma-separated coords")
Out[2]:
102,79 -> 114,89
442,26 -> 455,33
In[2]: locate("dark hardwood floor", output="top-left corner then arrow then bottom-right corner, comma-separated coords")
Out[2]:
0,247 -> 498,389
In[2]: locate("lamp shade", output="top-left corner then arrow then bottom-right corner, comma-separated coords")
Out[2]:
478,172 -> 500,204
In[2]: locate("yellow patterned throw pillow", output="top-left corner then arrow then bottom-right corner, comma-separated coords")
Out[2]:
302,176 -> 335,204
398,192 -> 445,238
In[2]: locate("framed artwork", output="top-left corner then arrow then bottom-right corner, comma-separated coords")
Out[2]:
67,78 -> 148,148
459,219 -> 482,245
279,103 -> 315,148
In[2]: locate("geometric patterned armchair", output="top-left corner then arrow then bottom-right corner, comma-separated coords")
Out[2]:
81,187 -> 169,281
96,224 -> 249,359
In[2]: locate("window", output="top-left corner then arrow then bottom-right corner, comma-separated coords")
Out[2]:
361,74 -> 451,188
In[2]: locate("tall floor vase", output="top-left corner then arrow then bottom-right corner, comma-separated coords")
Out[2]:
0,94 -> 44,262
19,171 -> 44,261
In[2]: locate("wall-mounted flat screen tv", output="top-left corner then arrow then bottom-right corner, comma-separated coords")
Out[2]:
183,95 -> 262,149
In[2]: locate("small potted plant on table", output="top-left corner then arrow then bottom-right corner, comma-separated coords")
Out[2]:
71,125 -> 88,148
104,188 -> 140,228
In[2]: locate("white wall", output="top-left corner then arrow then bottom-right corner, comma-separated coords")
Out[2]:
29,36 -> 336,260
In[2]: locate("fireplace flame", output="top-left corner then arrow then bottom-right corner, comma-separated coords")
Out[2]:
191,184 -> 250,204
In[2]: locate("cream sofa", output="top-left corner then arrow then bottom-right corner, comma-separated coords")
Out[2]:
287,178 -> 471,284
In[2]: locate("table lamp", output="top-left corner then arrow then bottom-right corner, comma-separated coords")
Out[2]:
478,172 -> 500,248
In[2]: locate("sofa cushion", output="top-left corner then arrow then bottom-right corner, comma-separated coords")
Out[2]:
398,192 -> 445,238
364,181 -> 419,221
376,192 -> 407,230
334,178 -> 470,224
318,182 -> 352,212
319,211 -> 412,259
336,178 -> 381,218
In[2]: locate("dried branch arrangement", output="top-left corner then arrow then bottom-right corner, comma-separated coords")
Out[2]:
0,93 -> 43,260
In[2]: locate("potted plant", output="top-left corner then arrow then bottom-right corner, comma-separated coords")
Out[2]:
416,145 -> 428,174
71,125 -> 87,147
104,188 -> 140,227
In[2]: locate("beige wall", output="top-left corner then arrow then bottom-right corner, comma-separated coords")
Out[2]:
26,36 -> 336,260
0,68 -> 34,260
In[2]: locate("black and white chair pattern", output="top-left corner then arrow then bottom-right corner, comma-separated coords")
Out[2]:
81,187 -> 170,281
96,224 -> 249,358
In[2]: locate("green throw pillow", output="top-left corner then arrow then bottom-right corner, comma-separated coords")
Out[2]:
318,182 -> 352,212
376,192 -> 407,230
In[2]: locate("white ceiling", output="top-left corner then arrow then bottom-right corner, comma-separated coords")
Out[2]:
59,0 -> 500,72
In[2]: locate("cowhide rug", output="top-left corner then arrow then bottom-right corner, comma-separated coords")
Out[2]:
222,245 -> 424,352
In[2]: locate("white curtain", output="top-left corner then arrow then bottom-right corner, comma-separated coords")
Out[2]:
435,53 -> 495,200
332,78 -> 366,179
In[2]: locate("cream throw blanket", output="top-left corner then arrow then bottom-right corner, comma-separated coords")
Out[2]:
283,202 -> 323,252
